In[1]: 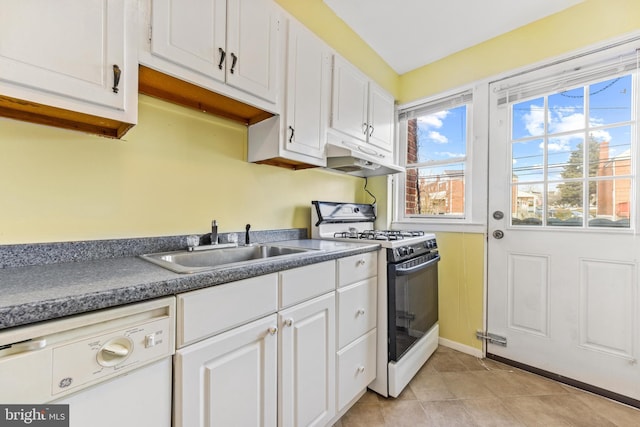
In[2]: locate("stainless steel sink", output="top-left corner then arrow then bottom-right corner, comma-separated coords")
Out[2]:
140,244 -> 315,274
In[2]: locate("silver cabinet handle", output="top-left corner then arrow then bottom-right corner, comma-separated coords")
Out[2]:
356,259 -> 366,266
268,326 -> 278,335
357,309 -> 365,316
284,318 -> 293,327
357,366 -> 365,374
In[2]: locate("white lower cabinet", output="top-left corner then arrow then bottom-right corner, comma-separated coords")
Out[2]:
279,292 -> 336,427
174,314 -> 278,427
174,255 -> 376,426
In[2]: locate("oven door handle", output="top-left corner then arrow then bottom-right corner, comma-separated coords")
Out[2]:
395,255 -> 440,276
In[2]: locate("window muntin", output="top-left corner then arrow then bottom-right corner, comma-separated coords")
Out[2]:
403,103 -> 470,218
510,74 -> 634,228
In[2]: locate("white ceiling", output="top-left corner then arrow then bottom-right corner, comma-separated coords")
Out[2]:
323,0 -> 584,74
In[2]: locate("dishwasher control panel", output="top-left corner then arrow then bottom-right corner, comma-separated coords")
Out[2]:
51,316 -> 172,395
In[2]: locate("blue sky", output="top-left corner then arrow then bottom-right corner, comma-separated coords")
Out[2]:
414,105 -> 467,164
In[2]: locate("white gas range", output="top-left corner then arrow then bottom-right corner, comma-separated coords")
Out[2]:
311,201 -> 440,397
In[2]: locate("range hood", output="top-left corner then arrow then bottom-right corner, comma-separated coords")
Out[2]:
324,139 -> 404,177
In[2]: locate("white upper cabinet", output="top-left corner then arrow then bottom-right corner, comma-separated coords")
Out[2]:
367,82 -> 396,153
284,19 -> 331,160
144,0 -> 280,109
330,55 -> 395,154
0,0 -> 137,137
248,16 -> 331,169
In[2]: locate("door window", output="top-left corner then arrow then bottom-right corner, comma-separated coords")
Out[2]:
510,74 -> 635,228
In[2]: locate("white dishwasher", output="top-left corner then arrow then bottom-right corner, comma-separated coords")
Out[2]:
0,296 -> 175,427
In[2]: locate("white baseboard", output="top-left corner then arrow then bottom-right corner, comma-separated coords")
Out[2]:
438,337 -> 483,358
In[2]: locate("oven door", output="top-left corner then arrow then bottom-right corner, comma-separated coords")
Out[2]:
387,253 -> 439,361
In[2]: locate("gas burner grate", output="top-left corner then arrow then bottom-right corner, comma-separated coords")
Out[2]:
333,229 -> 426,241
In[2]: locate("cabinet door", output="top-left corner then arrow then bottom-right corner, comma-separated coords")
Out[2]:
331,55 -> 368,143
0,0 -> 131,111
367,82 -> 395,153
280,293 -> 336,427
226,0 -> 279,103
174,314 -> 278,427
151,0 -> 227,83
284,20 -> 331,159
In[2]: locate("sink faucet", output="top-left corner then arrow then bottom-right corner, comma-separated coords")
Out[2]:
211,220 -> 218,245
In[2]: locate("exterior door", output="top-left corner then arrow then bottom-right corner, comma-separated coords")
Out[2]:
487,46 -> 640,400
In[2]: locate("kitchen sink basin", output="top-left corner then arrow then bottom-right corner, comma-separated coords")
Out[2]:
140,244 -> 315,274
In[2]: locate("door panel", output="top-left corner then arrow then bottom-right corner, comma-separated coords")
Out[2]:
487,51 -> 640,400
508,253 -> 549,335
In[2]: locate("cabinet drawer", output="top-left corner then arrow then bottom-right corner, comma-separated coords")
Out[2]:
337,252 -> 377,287
337,329 -> 376,411
279,261 -> 336,308
337,277 -> 377,349
177,274 -> 278,347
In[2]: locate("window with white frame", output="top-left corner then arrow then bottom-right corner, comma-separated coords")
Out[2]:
493,49 -> 638,229
397,90 -> 473,219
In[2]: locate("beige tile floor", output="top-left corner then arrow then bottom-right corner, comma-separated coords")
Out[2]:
334,346 -> 640,427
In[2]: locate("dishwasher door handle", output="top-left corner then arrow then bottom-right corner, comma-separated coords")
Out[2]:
2,338 -> 47,353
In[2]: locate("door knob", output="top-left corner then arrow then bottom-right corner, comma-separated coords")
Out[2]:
493,230 -> 504,239
493,211 -> 504,220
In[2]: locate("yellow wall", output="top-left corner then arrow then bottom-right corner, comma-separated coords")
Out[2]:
399,0 -> 640,103
0,96 -> 365,244
434,232 -> 485,349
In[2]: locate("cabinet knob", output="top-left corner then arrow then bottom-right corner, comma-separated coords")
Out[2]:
357,309 -> 365,316
362,122 -> 368,135
368,125 -> 374,137
356,259 -> 366,266
268,326 -> 278,335
357,366 -> 365,374
284,318 -> 293,327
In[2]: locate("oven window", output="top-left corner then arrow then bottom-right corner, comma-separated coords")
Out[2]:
388,261 -> 438,361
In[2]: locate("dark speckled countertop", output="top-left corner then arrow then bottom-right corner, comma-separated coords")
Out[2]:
0,230 -> 379,330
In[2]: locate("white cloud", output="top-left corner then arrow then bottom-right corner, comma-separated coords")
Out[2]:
417,111 -> 448,129
428,131 -> 448,144
523,104 -> 545,136
589,129 -> 612,142
546,140 -> 571,152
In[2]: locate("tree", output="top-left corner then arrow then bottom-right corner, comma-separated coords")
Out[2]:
557,139 -> 600,207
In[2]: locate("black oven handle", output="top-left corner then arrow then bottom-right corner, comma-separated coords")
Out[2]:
394,254 -> 440,276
